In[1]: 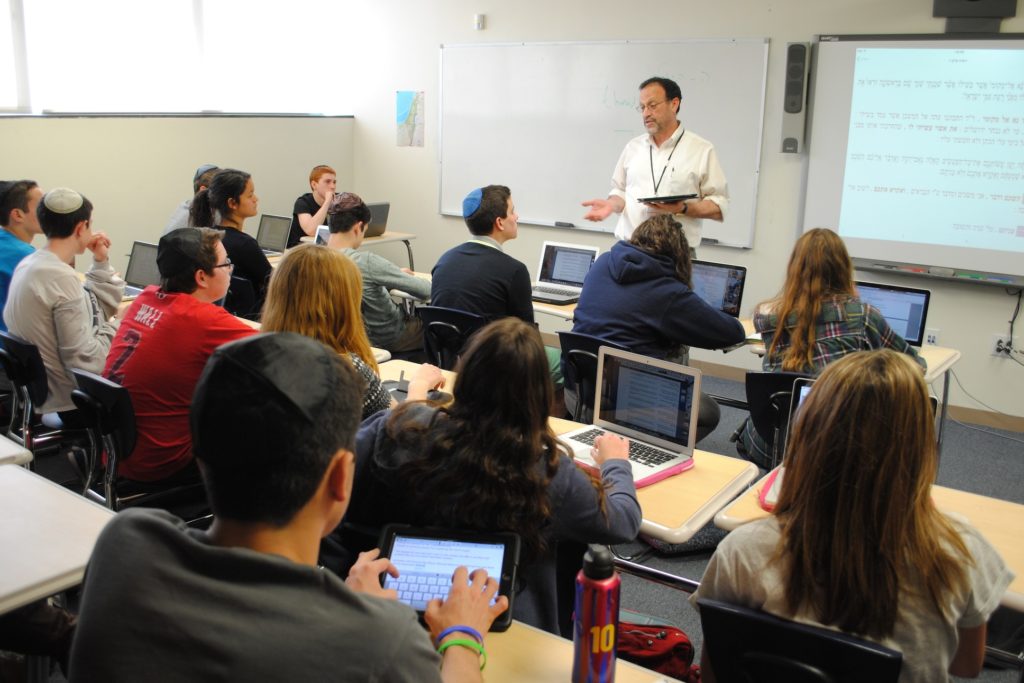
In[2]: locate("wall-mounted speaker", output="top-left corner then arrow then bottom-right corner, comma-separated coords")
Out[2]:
781,42 -> 810,154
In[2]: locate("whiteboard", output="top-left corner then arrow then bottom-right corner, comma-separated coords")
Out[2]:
439,40 -> 769,248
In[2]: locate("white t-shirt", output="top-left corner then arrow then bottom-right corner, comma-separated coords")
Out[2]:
609,124 -> 729,247
691,516 -> 1013,683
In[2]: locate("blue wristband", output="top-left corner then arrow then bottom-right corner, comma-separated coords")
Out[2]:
435,625 -> 484,647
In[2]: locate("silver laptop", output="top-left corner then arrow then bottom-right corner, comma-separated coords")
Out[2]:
123,241 -> 161,299
691,260 -> 747,317
854,281 -> 931,347
364,202 -> 390,238
531,241 -> 599,305
315,225 -> 330,245
256,214 -> 292,255
762,377 -> 816,507
561,347 -> 700,488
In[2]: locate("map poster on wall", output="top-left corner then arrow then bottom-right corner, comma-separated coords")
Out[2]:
397,90 -> 425,147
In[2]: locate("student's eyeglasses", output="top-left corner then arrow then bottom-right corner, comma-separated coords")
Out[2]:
636,100 -> 667,113
213,259 -> 234,272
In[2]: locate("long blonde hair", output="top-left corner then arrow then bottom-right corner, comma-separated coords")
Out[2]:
775,350 -> 969,638
261,244 -> 377,371
764,228 -> 856,371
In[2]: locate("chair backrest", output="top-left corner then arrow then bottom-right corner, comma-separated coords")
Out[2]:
557,331 -> 629,423
417,306 -> 486,370
224,276 -> 257,320
0,331 -> 49,407
70,370 -> 137,466
697,598 -> 902,683
744,371 -> 812,462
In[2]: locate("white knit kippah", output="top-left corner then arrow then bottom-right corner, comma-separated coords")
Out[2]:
43,187 -> 84,214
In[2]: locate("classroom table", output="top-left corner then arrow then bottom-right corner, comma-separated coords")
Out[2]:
402,271 -> 578,321
0,465 -> 115,614
0,434 -> 32,466
380,360 -> 760,545
487,621 -> 670,682
306,231 -> 419,269
714,469 -> 1024,611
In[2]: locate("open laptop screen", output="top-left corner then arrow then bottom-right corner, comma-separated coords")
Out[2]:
537,242 -> 598,287
256,214 -> 291,252
597,350 -> 698,450
125,242 -> 161,288
854,281 -> 930,346
690,260 -> 746,317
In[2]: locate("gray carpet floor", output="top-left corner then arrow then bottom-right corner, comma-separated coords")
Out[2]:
615,374 -> 1024,681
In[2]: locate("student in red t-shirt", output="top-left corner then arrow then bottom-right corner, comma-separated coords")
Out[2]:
104,227 -> 256,487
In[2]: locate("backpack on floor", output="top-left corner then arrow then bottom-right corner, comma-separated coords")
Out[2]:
617,621 -> 701,682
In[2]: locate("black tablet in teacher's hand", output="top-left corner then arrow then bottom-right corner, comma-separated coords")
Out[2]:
378,524 -> 520,632
637,193 -> 698,204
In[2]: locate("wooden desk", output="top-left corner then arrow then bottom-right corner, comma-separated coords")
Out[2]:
533,300 -> 577,321
0,466 -> 115,614
714,470 -> 1024,611
379,359 -> 456,387
488,621 -> 668,682
0,434 -> 32,466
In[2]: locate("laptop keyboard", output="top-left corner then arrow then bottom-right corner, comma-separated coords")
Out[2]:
533,285 -> 577,296
570,428 -> 677,467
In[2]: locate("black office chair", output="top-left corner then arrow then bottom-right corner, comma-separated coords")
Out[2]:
697,597 -> 902,682
557,332 -> 629,423
224,276 -> 257,320
0,331 -> 88,469
70,370 -> 209,521
417,306 -> 486,370
744,371 -> 812,469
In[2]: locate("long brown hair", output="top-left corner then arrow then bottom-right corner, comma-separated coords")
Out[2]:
763,228 -> 856,371
261,244 -> 377,371
774,350 -> 969,638
630,214 -> 692,287
386,318 -> 601,560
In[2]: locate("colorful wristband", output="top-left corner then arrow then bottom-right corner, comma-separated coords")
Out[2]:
435,625 -> 484,647
437,638 -> 487,671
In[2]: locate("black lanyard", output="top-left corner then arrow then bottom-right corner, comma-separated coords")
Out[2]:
649,129 -> 685,195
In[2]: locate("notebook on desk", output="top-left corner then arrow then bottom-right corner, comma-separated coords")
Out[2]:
122,241 -> 160,299
560,347 -> 700,488
691,260 -> 747,317
531,241 -> 599,305
854,281 -> 931,346
256,214 -> 291,255
364,202 -> 390,238
760,377 -> 816,510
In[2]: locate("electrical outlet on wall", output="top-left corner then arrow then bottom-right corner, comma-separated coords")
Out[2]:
925,328 -> 940,345
991,334 -> 1011,357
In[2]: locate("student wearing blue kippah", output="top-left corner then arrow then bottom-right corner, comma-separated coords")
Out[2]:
432,185 -> 563,387
0,179 -> 43,333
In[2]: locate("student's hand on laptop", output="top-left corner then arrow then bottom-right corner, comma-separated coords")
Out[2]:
345,548 -> 400,600
426,566 -> 509,642
591,433 -> 629,464
87,232 -> 112,262
407,363 -> 445,401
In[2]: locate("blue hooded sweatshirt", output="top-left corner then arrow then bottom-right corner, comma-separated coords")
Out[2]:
571,240 -> 745,359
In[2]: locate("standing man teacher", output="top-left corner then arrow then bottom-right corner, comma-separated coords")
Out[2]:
582,76 -> 729,252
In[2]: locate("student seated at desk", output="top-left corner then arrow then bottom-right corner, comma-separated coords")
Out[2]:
326,192 -> 430,354
261,244 -> 442,419
70,333 -> 507,682
3,188 -> 124,426
189,168 -> 271,320
431,185 -> 562,384
347,318 -> 641,634
571,214 -> 745,441
738,228 -> 924,468
692,351 -> 1012,683
103,228 -> 256,488
289,164 -> 336,248
0,179 -> 43,334
163,163 -> 218,235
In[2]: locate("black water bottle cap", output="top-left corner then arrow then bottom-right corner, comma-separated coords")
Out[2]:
582,544 -> 615,580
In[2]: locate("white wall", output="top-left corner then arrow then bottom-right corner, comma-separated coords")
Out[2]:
0,0 -> 1020,418
340,0 -> 1024,418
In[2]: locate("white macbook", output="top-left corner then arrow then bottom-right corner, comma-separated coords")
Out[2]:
560,347 -> 700,488
531,241 -> 599,305
122,241 -> 161,299
256,214 -> 292,255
